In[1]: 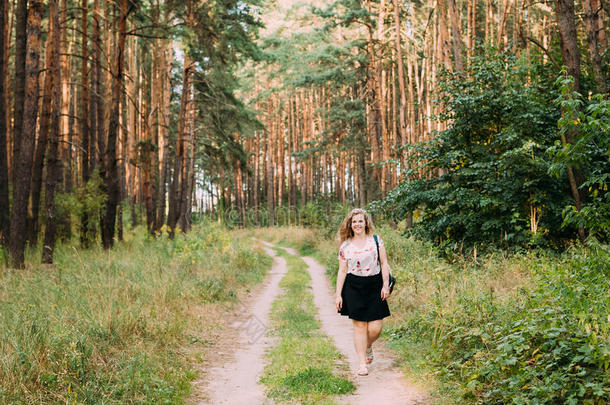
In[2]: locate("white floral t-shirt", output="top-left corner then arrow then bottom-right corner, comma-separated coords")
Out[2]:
338,236 -> 384,276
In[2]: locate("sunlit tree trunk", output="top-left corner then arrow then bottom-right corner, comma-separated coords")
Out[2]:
59,0 -> 71,193
277,105 -> 284,207
393,0 -> 407,176
497,0 -> 512,50
142,73 -> 155,233
438,0 -> 452,70
254,131 -> 260,212
364,0 -> 381,200
168,52 -> 192,234
28,1 -> 63,245
467,0 -> 475,60
157,34 -> 172,230
449,0 -> 465,72
485,0 -> 493,44
376,0 -> 389,194
181,96 -> 195,232
266,115 -> 275,224
125,33 -> 137,225
288,96 -> 295,207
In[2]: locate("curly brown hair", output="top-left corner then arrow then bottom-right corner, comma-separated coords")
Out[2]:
337,208 -> 375,243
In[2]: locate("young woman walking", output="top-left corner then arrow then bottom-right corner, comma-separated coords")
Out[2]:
335,208 -> 391,376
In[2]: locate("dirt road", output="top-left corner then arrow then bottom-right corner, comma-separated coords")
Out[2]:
193,242 -> 428,404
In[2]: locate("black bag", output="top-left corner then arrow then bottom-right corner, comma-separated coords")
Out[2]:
373,234 -> 395,293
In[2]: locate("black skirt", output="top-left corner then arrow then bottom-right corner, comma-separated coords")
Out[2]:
339,272 -> 390,321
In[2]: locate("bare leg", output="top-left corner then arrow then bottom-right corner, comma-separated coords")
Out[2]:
365,320 -> 383,364
352,320 -> 368,371
367,319 -> 383,347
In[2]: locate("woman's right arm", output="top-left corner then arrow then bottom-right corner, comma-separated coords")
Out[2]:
335,260 -> 348,310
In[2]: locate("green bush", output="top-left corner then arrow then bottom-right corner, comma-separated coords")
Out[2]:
386,236 -> 610,404
551,77 -> 610,241
285,225 -> 610,404
375,53 -> 574,251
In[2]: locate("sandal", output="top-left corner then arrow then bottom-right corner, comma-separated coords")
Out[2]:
357,365 -> 369,376
366,347 -> 374,364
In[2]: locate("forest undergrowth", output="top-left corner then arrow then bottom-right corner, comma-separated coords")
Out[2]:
263,225 -> 610,404
0,222 -> 271,404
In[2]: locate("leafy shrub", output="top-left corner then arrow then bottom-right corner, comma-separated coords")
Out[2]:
551,76 -> 610,241
387,236 -> 610,404
376,53 -> 574,251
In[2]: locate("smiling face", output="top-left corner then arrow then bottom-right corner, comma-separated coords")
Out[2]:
351,213 -> 366,236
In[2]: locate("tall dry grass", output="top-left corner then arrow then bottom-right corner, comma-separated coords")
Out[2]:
0,223 -> 271,403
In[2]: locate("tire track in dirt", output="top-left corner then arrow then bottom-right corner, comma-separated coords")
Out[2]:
192,241 -> 428,404
191,245 -> 285,404
279,245 -> 429,405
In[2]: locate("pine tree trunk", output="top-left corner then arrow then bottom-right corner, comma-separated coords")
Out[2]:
287,97 -> 293,207
485,0 -> 493,44
88,0 -> 99,173
9,0 -> 43,267
93,0 -> 105,169
437,0 -> 452,70
497,0 -> 511,49
28,0 -> 64,245
59,0 -> 71,194
168,23 -> 193,234
80,0 -> 90,179
124,34 -> 136,225
180,104 -> 195,232
143,106 -> 155,233
467,0 -> 475,60
295,95 -> 301,206
1,0 -> 9,169
79,0 -> 92,246
101,0 -> 128,249
582,0 -> 607,93
157,34 -> 172,230
0,0 -> 9,245
41,0 -> 62,263
253,130 -> 260,213
11,0 -> 27,194
449,0 -> 465,72
393,0 -> 408,178
178,89 -> 194,232
278,109 -> 285,207
266,108 -> 275,225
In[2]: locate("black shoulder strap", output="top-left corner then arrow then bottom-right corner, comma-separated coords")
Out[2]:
373,234 -> 380,266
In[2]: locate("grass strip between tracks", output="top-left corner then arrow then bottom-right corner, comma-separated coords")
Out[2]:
260,247 -> 354,404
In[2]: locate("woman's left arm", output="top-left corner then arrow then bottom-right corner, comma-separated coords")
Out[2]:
379,244 -> 391,299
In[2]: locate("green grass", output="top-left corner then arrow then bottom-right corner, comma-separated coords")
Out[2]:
0,223 -> 271,404
272,225 -> 610,404
260,249 -> 354,404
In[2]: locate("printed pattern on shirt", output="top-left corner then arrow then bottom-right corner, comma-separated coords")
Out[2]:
338,236 -> 384,276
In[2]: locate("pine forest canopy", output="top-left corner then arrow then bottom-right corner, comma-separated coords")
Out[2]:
0,0 -> 608,266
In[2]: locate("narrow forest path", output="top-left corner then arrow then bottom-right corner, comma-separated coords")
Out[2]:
277,245 -> 428,405
191,241 -> 428,404
191,245 -> 286,404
